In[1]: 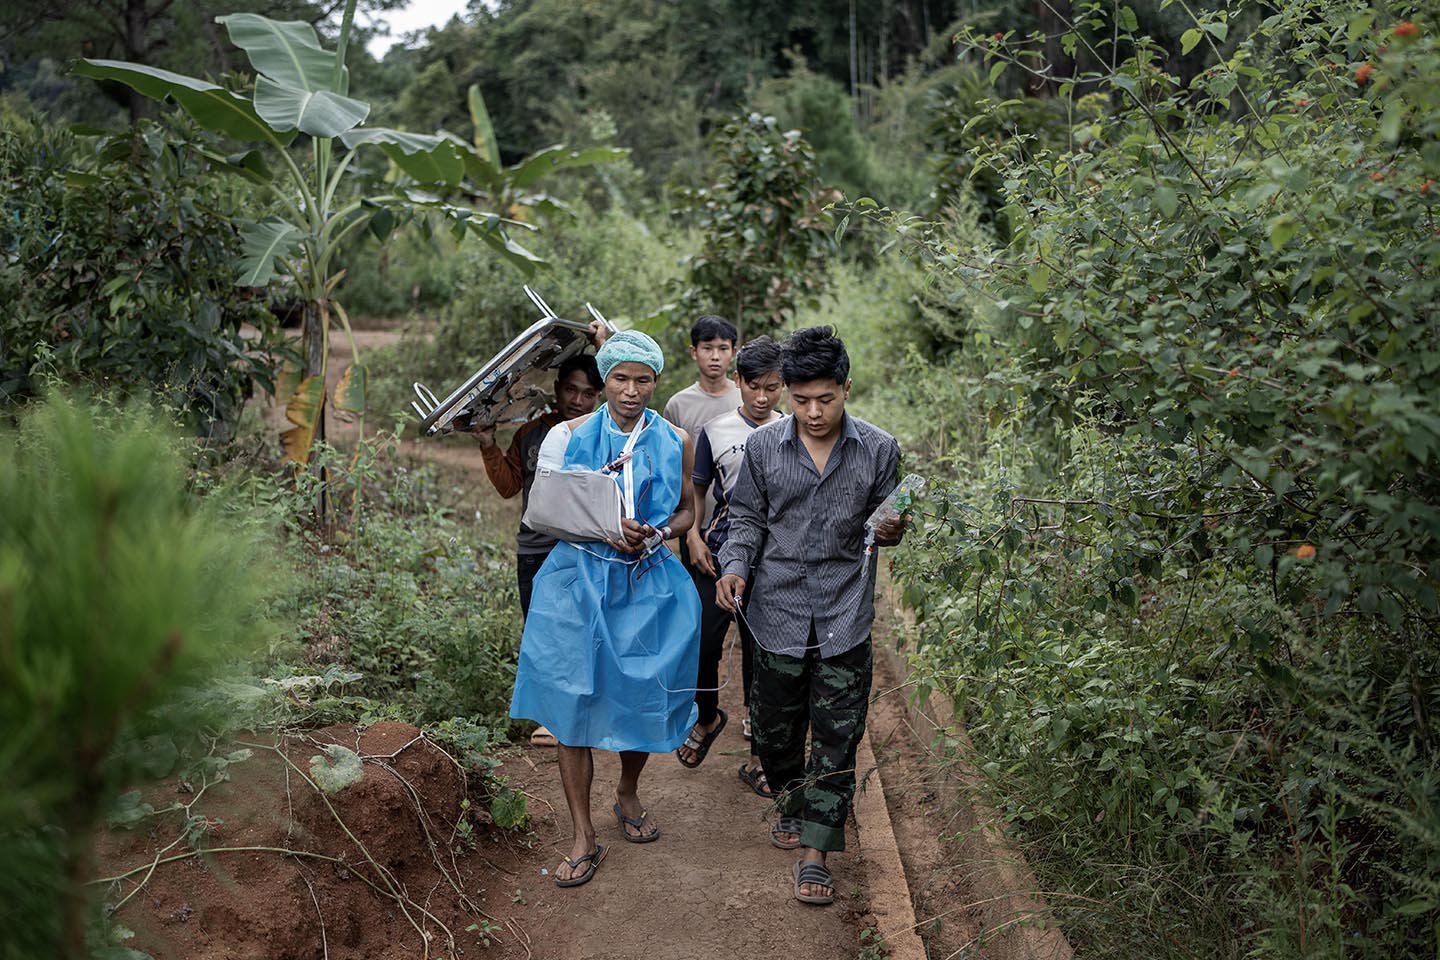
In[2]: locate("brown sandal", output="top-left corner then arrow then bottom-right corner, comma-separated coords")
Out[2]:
738,763 -> 777,798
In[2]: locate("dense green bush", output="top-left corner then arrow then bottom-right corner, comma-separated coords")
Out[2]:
333,228 -> 466,321
671,112 -> 835,340
750,60 -> 878,202
267,451 -> 525,727
0,117 -> 283,438
870,0 -> 1440,955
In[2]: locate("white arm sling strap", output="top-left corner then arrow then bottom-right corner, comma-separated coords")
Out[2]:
521,410 -> 649,544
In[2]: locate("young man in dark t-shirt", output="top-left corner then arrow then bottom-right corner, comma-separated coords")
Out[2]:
471,354 -> 604,613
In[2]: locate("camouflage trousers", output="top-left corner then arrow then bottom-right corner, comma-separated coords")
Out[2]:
751,635 -> 872,852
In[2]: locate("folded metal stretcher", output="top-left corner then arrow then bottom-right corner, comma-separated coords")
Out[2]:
411,285 -> 615,437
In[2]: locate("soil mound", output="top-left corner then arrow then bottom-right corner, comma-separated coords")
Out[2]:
93,722 -> 494,960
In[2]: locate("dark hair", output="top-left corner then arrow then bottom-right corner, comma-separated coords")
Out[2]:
735,336 -> 782,381
690,314 -> 739,347
780,326 -> 850,386
557,353 -> 603,391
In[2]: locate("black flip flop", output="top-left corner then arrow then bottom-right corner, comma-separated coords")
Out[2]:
738,763 -> 778,798
675,708 -> 727,769
554,845 -> 606,888
613,803 -> 660,843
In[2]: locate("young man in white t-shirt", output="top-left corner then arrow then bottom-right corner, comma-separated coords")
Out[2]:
675,337 -> 784,786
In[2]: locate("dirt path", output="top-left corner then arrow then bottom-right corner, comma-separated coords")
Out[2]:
489,671 -> 866,960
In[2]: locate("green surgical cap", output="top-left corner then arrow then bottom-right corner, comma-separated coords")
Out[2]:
595,330 -> 665,380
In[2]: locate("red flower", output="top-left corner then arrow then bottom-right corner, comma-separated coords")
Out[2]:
1423,179 -> 1434,195
994,31 -> 1004,40
1356,62 -> 1374,84
1395,21 -> 1418,37
1370,170 -> 1386,181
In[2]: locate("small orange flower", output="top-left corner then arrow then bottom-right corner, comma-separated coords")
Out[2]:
1295,544 -> 1316,559
1395,21 -> 1418,37
1356,62 -> 1374,84
1423,179 -> 1434,195
1228,367 -> 1239,378
1370,170 -> 1387,181
1297,98 -> 1309,106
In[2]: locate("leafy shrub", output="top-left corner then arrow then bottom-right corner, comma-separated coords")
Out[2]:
869,1 -> 1440,955
332,227 -> 466,321
671,112 -> 835,339
750,60 -> 877,202
0,117 -> 283,439
281,458 -> 524,727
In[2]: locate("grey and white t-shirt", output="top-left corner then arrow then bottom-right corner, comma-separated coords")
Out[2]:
692,408 -> 779,553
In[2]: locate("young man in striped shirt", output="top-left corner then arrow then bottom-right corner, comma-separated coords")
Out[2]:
716,326 -> 907,906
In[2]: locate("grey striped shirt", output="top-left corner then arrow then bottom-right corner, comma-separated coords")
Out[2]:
718,413 -> 901,658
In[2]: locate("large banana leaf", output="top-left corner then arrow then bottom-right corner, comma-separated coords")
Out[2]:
73,60 -> 289,145
467,220 -> 545,276
238,218 -> 302,286
254,77 -> 369,137
216,14 -> 348,94
281,374 -> 326,465
340,128 -> 466,184
467,84 -> 500,169
508,145 -> 629,189
333,363 -> 367,414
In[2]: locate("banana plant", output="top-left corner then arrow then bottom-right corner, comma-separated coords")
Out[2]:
75,0 -> 623,470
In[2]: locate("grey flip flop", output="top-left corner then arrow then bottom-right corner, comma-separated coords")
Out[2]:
792,859 -> 836,905
770,816 -> 803,850
676,708 -> 727,768
555,845 -> 606,888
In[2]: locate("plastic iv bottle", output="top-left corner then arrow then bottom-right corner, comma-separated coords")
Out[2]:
863,473 -> 926,562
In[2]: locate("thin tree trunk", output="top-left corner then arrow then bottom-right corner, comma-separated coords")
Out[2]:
848,0 -> 859,103
303,299 -> 329,524
123,0 -> 151,121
